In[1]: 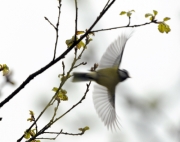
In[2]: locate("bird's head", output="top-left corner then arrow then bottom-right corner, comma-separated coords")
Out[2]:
118,69 -> 130,82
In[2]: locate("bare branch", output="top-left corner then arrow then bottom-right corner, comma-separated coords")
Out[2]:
44,17 -> 56,30
91,20 -> 158,33
37,129 -> 63,140
73,62 -> 87,68
44,129 -> 86,136
51,101 -> 60,122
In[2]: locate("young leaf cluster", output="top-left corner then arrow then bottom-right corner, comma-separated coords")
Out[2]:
78,126 -> 90,133
145,10 -> 171,33
24,129 -> 40,142
25,111 -> 40,141
52,87 -> 68,101
120,10 -> 135,17
27,110 -> 35,122
145,10 -> 158,21
158,17 -> 171,33
66,31 -> 93,49
0,64 -> 9,76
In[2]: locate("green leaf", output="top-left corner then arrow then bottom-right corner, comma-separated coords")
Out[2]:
61,89 -> 67,95
52,87 -> 58,92
119,11 -> 126,15
164,24 -> 171,33
27,118 -> 34,122
163,17 -> 170,22
158,23 -> 171,34
79,126 -> 90,132
145,13 -> 153,18
127,12 -> 132,17
153,10 -> 158,16
54,89 -> 68,101
24,131 -> 31,139
158,23 -> 165,33
30,129 -> 36,136
0,64 -> 9,76
86,38 -> 93,45
150,16 -> 154,21
29,110 -> 34,116
76,31 -> 84,35
65,36 -> 75,48
76,40 -> 85,49
130,10 -> 135,12
84,126 -> 90,130
66,36 -> 84,49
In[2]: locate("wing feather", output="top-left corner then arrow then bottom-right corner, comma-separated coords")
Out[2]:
93,84 -> 120,131
98,28 -> 134,69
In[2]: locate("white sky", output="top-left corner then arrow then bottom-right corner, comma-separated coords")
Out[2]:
0,0 -> 180,142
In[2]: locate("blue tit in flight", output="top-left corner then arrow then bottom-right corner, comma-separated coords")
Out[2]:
72,29 -> 134,130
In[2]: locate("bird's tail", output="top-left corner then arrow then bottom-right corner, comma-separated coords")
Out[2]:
72,72 -> 95,82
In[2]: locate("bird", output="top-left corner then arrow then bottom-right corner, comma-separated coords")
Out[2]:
72,28 -> 134,131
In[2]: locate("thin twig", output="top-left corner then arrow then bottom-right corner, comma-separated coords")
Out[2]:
51,101 -> 60,122
103,0 -> 110,11
54,129 -> 63,140
53,0 -> 62,60
62,61 -> 65,76
44,17 -> 56,30
77,48 -> 86,60
33,116 -> 38,134
37,129 -> 63,140
73,62 -> 87,68
44,129 -> 85,136
127,16 -> 131,26
74,0 -> 78,44
0,0 -> 116,109
90,20 -> 158,33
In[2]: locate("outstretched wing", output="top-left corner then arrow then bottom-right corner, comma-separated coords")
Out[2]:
98,28 -> 134,69
93,84 -> 120,131
93,28 -> 134,130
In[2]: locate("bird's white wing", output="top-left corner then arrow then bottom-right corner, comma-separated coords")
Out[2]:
93,29 -> 134,130
98,28 -> 134,69
93,84 -> 120,131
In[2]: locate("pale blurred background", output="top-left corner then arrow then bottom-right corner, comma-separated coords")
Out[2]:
0,0 -> 180,142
